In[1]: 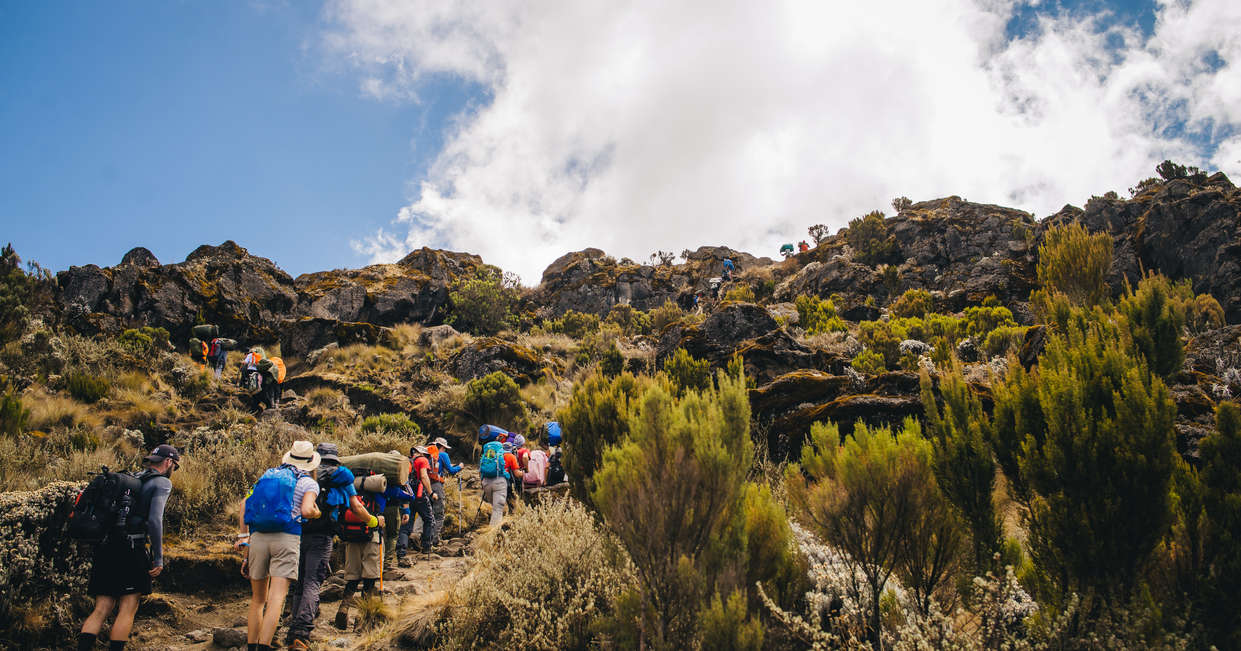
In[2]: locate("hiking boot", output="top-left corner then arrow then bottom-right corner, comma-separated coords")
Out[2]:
333,595 -> 353,630
397,557 -> 412,568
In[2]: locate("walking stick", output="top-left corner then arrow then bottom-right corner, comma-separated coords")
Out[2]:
378,534 -> 384,593
457,475 -> 464,537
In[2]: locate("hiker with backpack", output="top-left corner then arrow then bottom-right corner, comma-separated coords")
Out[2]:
334,468 -> 413,630
235,441 -> 322,651
75,444 -> 179,651
478,425 -> 516,527
545,422 -> 567,486
284,443 -> 377,651
239,347 -> 263,393
402,437 -> 460,559
208,338 -> 229,380
397,445 -> 437,566
722,257 -> 736,281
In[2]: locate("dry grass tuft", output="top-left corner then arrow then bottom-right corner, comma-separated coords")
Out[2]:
24,388 -> 102,431
355,594 -> 395,631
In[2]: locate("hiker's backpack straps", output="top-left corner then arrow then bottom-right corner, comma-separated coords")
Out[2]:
68,466 -> 145,544
546,450 -> 566,486
244,466 -> 299,534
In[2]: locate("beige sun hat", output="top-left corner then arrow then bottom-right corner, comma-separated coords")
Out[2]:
432,437 -> 451,450
282,440 -> 321,472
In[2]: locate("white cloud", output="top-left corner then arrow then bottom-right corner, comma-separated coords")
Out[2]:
328,0 -> 1241,284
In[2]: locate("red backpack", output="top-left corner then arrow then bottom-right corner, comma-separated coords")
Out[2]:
340,472 -> 382,542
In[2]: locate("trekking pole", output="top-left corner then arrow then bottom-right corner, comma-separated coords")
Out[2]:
456,476 -> 464,537
378,535 -> 384,593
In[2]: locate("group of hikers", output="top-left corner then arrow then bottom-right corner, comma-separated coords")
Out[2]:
68,421 -> 567,650
188,323 -> 286,409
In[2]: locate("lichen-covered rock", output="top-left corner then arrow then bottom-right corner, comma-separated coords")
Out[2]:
0,481 -> 92,647
278,317 -> 395,365
451,338 -> 544,385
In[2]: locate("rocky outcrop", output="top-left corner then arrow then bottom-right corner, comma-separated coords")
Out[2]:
58,242 -> 297,343
294,248 -> 483,326
1045,173 -> 1241,321
279,317 -> 396,364
451,337 -> 544,385
530,246 -> 773,318
777,197 -> 1039,313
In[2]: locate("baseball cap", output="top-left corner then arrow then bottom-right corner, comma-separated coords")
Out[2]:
143,444 -> 181,468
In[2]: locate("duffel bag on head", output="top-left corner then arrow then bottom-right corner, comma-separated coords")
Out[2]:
479,424 -> 507,443
192,324 -> 220,340
341,452 -> 410,487
546,421 -> 562,446
189,338 -> 205,362
244,466 -> 298,533
218,338 -> 238,350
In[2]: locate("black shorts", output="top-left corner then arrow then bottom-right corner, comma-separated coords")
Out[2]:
87,537 -> 153,596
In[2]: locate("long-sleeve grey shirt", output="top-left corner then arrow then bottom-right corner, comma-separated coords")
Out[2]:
139,475 -> 172,567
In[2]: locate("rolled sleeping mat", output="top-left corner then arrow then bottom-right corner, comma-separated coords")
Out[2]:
341,452 -> 410,487
192,324 -> 219,340
353,473 -> 388,494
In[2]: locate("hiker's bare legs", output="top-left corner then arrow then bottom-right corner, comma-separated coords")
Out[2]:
247,578 -> 267,644
260,577 -> 292,644
109,595 -> 140,641
81,595 -> 117,635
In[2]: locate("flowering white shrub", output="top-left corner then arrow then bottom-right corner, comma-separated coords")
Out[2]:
437,498 -> 636,649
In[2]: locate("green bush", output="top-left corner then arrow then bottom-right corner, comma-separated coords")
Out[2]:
1118,272 -> 1186,378
1186,294 -> 1225,333
547,310 -> 600,338
845,210 -> 900,265
649,299 -> 684,333
599,344 -> 624,378
722,284 -> 756,303
890,289 -> 934,319
790,418 -> 964,641
558,372 -> 646,508
850,348 -> 886,375
447,267 -> 520,335
359,412 -> 422,437
963,304 -> 1016,337
593,366 -> 796,648
794,295 -> 846,334
662,348 -> 711,396
605,303 -> 652,336
464,371 -> 527,430
1,379 -> 28,437
1200,402 -> 1241,646
995,320 -> 1177,606
117,326 -> 170,353
65,372 -> 109,404
0,244 -> 52,344
1037,222 -> 1113,306
982,325 -> 1028,357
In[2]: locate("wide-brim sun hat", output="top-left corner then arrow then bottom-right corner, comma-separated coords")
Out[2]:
282,440 -> 321,472
413,445 -> 429,456
432,436 -> 451,450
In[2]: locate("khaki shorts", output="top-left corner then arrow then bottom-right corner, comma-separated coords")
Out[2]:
343,535 -> 381,580
246,532 -> 301,581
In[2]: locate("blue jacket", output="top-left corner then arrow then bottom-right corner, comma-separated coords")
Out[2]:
438,451 -> 462,477
318,465 -> 357,522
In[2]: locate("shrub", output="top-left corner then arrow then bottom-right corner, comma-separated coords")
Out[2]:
662,347 -> 711,396
65,371 -> 109,404
599,343 -> 624,377
795,295 -> 846,335
1036,222 -> 1113,306
593,367 -> 794,647
1,379 -> 28,437
982,325 -> 1027,357
997,321 -> 1177,606
892,196 -> 913,212
808,224 -> 831,244
1186,294 -> 1225,333
1118,272 -> 1186,378
359,412 -> 422,437
890,289 -> 934,319
546,309 -> 600,338
846,210 -> 900,265
604,303 -> 652,336
789,418 -> 963,645
649,299 -> 684,333
963,304 -> 1016,337
437,499 -> 636,649
722,284 -> 756,303
851,348 -> 886,375
0,244 -> 52,344
447,267 -> 520,335
117,326 -> 170,354
920,367 -> 1000,570
463,371 -> 527,430
557,371 -> 645,508
1200,401 -> 1241,646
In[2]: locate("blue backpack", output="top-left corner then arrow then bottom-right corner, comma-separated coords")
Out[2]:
245,465 -> 299,534
480,441 -> 506,479
546,422 -> 562,446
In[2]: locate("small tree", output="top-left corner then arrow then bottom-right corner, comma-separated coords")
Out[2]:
808,224 -> 831,244
650,250 -> 677,266
920,367 -> 1000,570
605,303 -> 652,336
558,372 -> 645,508
662,348 -> 711,397
464,371 -> 527,430
790,418 -> 956,648
846,210 -> 899,265
891,196 -> 913,212
1036,222 -> 1113,306
448,267 -> 520,335
1201,401 -> 1241,646
1,378 -> 29,437
890,289 -> 934,319
1117,272 -> 1186,378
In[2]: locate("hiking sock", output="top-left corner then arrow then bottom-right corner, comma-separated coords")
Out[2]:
76,632 -> 97,651
344,580 -> 360,594
108,641 -> 126,651
362,578 -> 377,594
248,645 -> 259,651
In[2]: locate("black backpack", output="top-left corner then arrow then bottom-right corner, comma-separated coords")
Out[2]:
68,467 -> 152,543
546,450 -> 566,486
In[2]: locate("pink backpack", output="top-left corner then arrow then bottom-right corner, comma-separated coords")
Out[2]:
524,450 -> 548,487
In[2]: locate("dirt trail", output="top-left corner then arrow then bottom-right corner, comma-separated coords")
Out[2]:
123,530 -> 478,650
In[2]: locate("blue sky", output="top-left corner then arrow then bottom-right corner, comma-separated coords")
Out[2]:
3,0 -> 1234,283
0,1 -> 482,275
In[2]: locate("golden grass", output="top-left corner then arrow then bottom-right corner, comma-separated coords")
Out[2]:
24,388 -> 102,431
355,594 -> 395,631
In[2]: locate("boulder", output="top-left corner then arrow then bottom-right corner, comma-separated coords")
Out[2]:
419,324 -> 462,348
278,317 -> 395,365
120,246 -> 160,268
451,337 -> 544,384
212,628 -> 248,649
